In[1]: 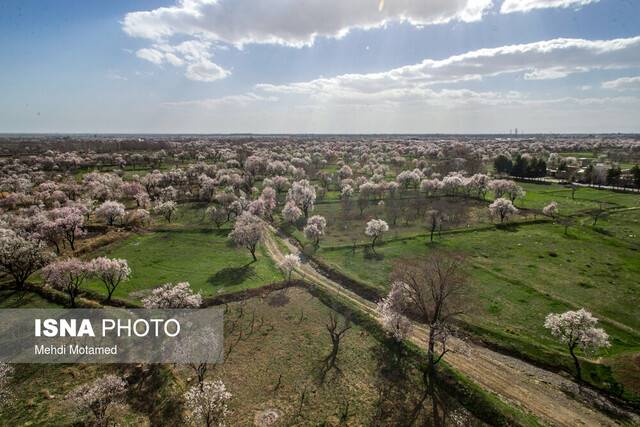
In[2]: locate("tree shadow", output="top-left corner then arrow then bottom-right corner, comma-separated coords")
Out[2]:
208,263 -> 256,287
201,228 -> 230,237
0,288 -> 32,307
370,339 -> 417,426
127,365 -> 183,426
267,290 -> 290,307
495,223 -> 520,232
364,246 -> 385,260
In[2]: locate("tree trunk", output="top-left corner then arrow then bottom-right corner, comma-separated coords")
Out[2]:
569,346 -> 582,382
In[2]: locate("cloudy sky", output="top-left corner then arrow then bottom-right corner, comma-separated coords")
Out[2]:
1,0 -> 639,133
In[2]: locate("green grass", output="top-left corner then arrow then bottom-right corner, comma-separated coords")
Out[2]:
286,182 -> 639,250
0,288 -> 61,308
595,208 -> 640,247
83,229 -> 282,303
284,197 -> 490,247
316,221 -> 640,398
501,182 -> 639,214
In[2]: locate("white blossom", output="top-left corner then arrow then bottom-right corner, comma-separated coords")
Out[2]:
489,198 -> 518,223
184,380 -> 232,427
67,374 -> 127,426
142,281 -> 202,308
278,254 -> 300,282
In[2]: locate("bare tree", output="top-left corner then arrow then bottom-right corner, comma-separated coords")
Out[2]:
390,252 -> 467,375
425,209 -> 446,243
589,203 -> 607,227
383,252 -> 467,426
320,312 -> 351,382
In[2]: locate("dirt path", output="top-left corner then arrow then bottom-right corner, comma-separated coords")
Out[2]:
262,226 -> 638,427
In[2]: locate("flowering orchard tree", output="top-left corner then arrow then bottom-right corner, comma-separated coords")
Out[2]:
397,170 -> 421,190
303,215 -> 327,246
543,201 -> 558,219
376,283 -> 412,342
338,164 -> 353,179
544,309 -> 610,382
468,173 -> 491,199
0,362 -> 13,404
184,380 -> 232,427
287,180 -> 316,218
282,201 -> 303,224
365,219 -> 389,253
340,184 -> 354,200
205,206 -> 227,229
0,229 -> 53,289
35,216 -> 65,254
134,192 -> 151,208
247,198 -> 266,218
89,257 -> 131,302
67,374 -> 127,427
52,207 -> 86,251
261,186 -> 278,212
229,212 -> 263,261
95,201 -> 125,226
42,258 -> 91,307
489,198 -> 518,223
126,208 -> 151,228
420,178 -> 443,197
278,254 -> 300,283
154,200 -> 177,223
142,282 -> 202,309
271,176 -> 290,194
121,181 -> 145,203
488,180 -> 525,202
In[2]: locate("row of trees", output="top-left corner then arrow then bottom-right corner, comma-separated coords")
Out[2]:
495,154 -> 547,178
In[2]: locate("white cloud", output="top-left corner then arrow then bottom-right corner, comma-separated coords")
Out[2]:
255,36 -> 640,104
602,76 -> 640,91
500,0 -> 599,14
184,59 -> 230,82
136,48 -> 165,65
106,70 -> 128,81
523,68 -> 569,80
163,93 -> 278,108
123,0 -> 493,48
134,40 -> 229,82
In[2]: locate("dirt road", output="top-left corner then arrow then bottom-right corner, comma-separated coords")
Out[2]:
262,227 -> 638,427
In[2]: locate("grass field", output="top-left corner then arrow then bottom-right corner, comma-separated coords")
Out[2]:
0,288 -> 61,308
502,182 -> 640,213
309,184 -> 640,398
284,182 -> 640,251
83,228 -> 282,303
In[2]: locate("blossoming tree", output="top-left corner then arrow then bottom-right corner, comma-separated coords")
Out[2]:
544,308 -> 610,382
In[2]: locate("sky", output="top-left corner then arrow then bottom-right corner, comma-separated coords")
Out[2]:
0,0 -> 639,134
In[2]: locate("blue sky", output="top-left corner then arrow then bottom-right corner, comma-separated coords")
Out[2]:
1,0 -> 639,133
